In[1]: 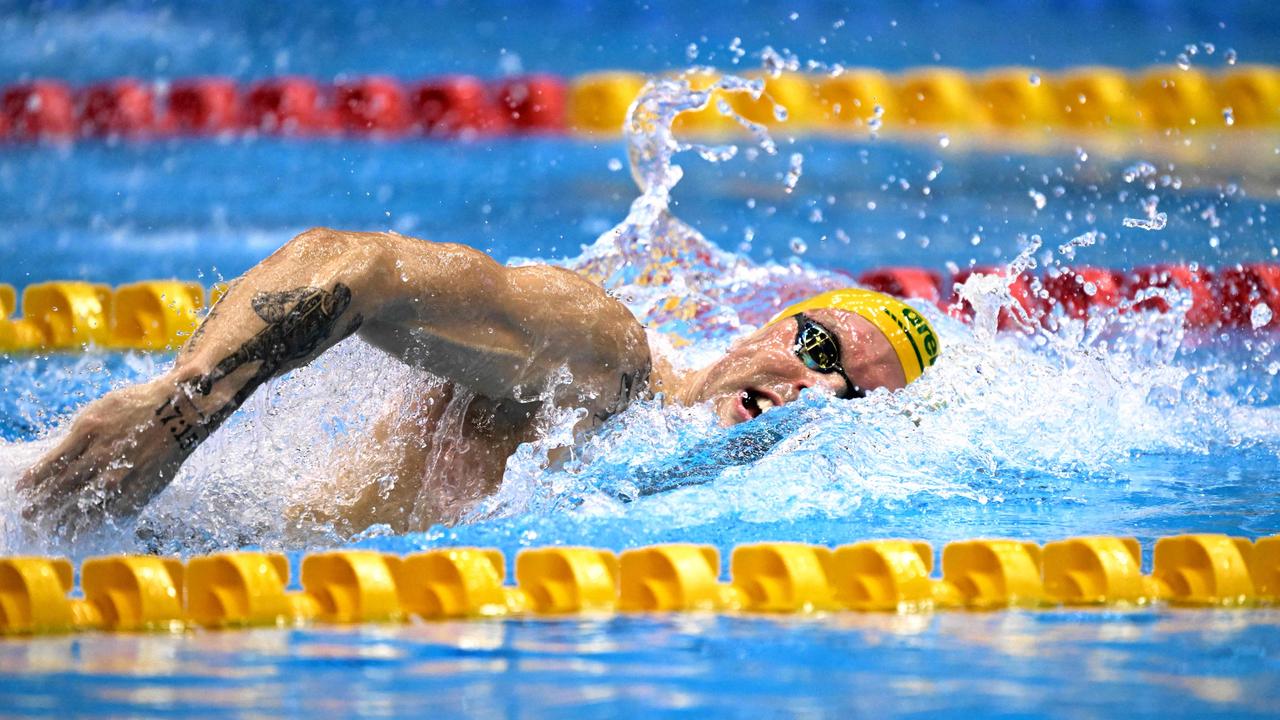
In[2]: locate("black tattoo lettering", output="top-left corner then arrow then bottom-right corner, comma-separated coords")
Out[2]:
154,282 -> 361,455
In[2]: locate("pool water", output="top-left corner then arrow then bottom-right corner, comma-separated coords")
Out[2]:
3,1 -> 1280,717
3,612 -> 1279,719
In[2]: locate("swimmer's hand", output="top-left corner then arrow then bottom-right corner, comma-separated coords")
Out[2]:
17,378 -> 193,541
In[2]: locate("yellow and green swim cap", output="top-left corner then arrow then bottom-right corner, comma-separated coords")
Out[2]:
769,288 -> 940,384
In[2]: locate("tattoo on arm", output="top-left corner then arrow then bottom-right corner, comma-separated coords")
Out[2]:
155,282 -> 362,455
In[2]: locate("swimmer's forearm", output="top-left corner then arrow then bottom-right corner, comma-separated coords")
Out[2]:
166,225 -> 644,450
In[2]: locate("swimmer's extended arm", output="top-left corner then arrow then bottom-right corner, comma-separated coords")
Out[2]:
19,227 -> 649,538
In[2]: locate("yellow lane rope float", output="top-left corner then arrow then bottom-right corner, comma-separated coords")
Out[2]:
1,534 -> 1277,635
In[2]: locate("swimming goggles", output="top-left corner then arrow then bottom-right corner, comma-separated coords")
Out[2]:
792,313 -> 863,400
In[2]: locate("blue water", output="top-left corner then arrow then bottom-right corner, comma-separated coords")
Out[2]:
3,1 -> 1280,718
3,612 -> 1280,719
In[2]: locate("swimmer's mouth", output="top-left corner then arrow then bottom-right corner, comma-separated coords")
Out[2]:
739,387 -> 781,420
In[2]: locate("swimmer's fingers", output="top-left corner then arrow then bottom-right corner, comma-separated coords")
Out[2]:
16,429 -> 93,491
19,442 -> 107,524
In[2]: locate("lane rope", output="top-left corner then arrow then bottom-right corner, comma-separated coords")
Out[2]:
2,65 -> 1277,143
2,264 -> 1276,353
1,534 -> 1277,634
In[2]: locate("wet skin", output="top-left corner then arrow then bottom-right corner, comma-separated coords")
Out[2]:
17,228 -> 909,539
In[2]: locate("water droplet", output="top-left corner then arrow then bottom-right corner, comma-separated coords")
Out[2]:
1222,107 -> 1235,126
937,133 -> 950,148
970,233 -> 982,246
782,153 -> 804,193
1075,146 -> 1089,163
1251,302 -> 1274,329
1175,53 -> 1191,71
789,237 -> 808,254
607,158 -> 623,172
1225,48 -> 1237,65
1028,72 -> 1041,86
1122,213 -> 1168,231
685,43 -> 699,61
788,11 -> 798,20
1209,235 -> 1220,248
1028,189 -> 1047,210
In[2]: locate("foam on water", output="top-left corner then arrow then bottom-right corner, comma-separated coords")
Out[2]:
1,69 -> 1279,558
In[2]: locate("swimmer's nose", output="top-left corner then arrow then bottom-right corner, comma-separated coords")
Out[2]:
792,369 -> 846,399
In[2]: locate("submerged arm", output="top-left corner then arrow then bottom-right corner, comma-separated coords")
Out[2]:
19,227 -> 649,538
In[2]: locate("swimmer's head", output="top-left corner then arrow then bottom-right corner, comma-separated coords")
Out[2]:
675,288 -> 940,426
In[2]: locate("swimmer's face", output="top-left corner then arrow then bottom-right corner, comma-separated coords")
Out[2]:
678,308 -> 907,426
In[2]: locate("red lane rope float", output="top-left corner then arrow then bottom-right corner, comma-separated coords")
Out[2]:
862,262 -> 1280,332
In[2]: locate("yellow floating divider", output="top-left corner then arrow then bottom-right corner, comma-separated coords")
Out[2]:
1042,537 -> 1159,606
568,71 -> 648,134
515,547 -> 619,614
22,281 -> 113,349
567,64 -> 1280,138
1249,536 -> 1280,601
618,544 -> 731,612
0,283 -> 47,352
941,539 -> 1047,609
730,543 -> 835,612
0,279 -> 209,352
394,548 -> 525,618
81,555 -> 185,632
0,283 -> 14,319
1216,65 -> 1280,127
978,67 -> 1058,128
0,557 -> 101,634
897,68 -> 983,128
669,71 -> 743,135
110,281 -> 205,351
828,540 -> 960,612
300,551 -> 403,624
728,73 -> 821,129
3,533 -> 1280,636
1136,68 -> 1219,129
186,552 -> 315,628
1151,534 -> 1257,606
814,69 -> 894,130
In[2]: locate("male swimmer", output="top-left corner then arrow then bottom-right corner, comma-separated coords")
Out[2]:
18,228 -> 938,539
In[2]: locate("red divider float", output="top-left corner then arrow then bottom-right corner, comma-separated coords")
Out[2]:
1041,266 -> 1122,320
242,77 -> 333,135
2,80 -> 76,140
495,74 -> 567,132
409,76 -> 506,136
858,267 -> 942,302
1122,265 -> 1218,328
78,79 -> 155,137
1217,263 -> 1280,328
948,266 -> 1044,329
166,78 -> 239,134
335,76 -> 409,135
